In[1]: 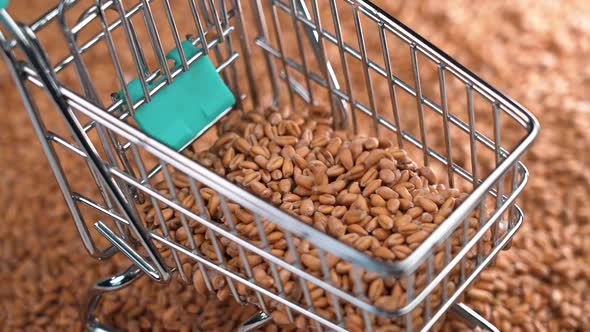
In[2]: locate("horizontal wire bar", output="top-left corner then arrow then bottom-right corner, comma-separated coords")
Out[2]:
74,192 -> 128,224
47,131 -> 86,157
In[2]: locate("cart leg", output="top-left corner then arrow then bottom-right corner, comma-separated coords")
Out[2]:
449,303 -> 500,332
83,265 -> 144,332
238,311 -> 271,332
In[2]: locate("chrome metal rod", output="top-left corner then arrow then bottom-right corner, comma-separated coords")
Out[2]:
84,265 -> 144,332
450,303 -> 500,332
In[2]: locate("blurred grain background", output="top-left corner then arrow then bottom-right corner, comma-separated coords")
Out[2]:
1,1 -> 589,331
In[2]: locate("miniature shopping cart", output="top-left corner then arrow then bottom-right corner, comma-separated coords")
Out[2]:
0,0 -> 539,331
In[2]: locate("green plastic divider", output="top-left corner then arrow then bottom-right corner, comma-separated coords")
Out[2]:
121,40 -> 235,150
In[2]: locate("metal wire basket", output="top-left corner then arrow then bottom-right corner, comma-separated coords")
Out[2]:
0,0 -> 539,331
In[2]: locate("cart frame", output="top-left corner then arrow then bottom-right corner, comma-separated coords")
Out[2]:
0,0 -> 539,331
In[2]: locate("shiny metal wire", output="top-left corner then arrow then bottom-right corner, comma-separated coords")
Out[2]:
0,0 -> 539,331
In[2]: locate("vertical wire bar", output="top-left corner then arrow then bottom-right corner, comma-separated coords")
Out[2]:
219,196 -> 268,312
254,219 -> 294,323
425,255 -> 433,322
161,167 -> 198,253
109,0 -> 151,103
162,0 -> 189,71
438,65 -> 455,188
378,24 -> 404,148
207,0 -> 225,40
198,0 -> 213,25
217,0 -> 240,102
309,0 -> 339,129
231,0 -> 259,107
405,273 -> 414,332
353,4 -> 379,136
96,1 -> 141,114
466,84 -> 479,190
83,153 -> 126,237
466,84 -> 486,267
460,217 -> 468,283
492,102 -> 502,247
442,239 -> 450,302
252,0 -> 281,104
187,177 -> 216,292
507,164 -> 519,229
59,4 -> 101,104
284,231 -> 322,331
410,45 -> 429,166
188,0 -> 209,54
124,19 -> 150,76
297,0 -> 348,129
217,1 -> 232,49
129,147 -> 178,270
269,0 -> 296,109
99,118 -> 139,198
91,124 -> 119,179
205,0 -> 230,84
92,123 -> 130,237
329,0 -> 356,133
476,199 -> 487,265
192,187 -> 242,303
317,249 -> 344,326
502,166 -> 519,248
288,0 -> 314,104
351,266 -> 373,332
464,84 -> 478,280
139,0 -> 173,83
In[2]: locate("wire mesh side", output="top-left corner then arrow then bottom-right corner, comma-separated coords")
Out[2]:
47,81 -> 529,330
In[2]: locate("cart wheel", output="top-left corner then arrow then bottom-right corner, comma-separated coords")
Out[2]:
83,265 -> 144,332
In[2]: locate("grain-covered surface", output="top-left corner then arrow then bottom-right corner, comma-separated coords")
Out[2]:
140,104 -> 490,332
1,1 -> 589,332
